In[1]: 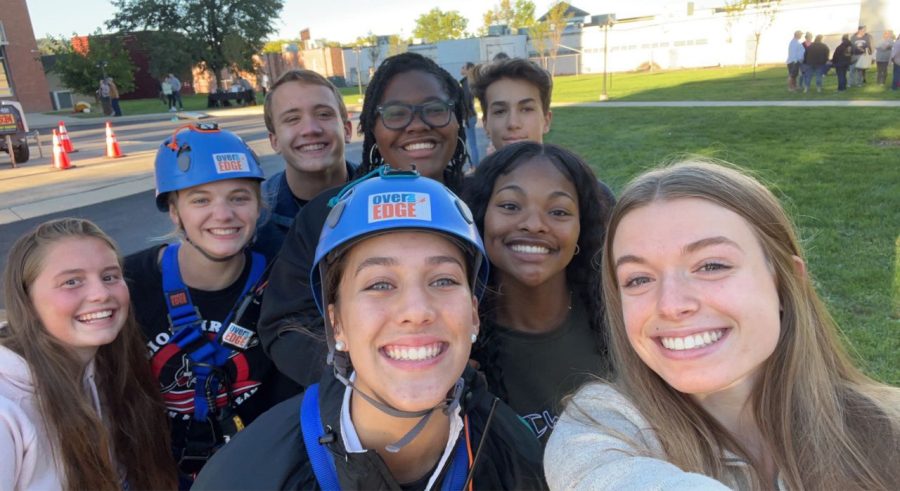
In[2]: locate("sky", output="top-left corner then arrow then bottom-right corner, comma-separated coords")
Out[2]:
25,0 -> 698,44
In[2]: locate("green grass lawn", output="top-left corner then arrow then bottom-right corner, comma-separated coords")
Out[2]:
49,65 -> 899,117
51,93 -> 266,118
338,65 -> 900,110
553,65 -> 900,102
545,106 -> 900,385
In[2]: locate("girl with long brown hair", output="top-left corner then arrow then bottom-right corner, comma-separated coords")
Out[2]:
545,160 -> 899,490
0,218 -> 176,490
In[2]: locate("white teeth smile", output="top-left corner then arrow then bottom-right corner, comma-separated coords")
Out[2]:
384,343 -> 443,361
76,310 -> 113,322
403,142 -> 435,151
299,143 -> 325,151
510,244 -> 551,254
660,330 -> 724,351
209,228 -> 239,236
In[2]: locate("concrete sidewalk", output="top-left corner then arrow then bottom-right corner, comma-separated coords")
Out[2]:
3,99 -> 896,226
24,104 -> 267,130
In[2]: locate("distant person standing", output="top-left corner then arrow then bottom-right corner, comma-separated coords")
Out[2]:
165,73 -> 184,111
98,78 -> 112,116
107,77 -> 122,117
832,34 -> 854,91
875,30 -> 895,85
459,61 -> 480,166
799,32 -> 814,92
786,30 -> 805,91
893,32 -> 900,90
161,78 -> 174,109
849,25 -> 873,87
803,35 -> 830,93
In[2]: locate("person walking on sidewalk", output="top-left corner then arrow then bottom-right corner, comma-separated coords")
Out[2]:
459,61 -> 480,166
107,77 -> 122,117
786,31 -> 805,91
98,78 -> 112,116
165,73 -> 184,111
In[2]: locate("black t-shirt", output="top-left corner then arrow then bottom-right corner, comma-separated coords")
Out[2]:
481,297 -> 607,445
125,244 -> 299,470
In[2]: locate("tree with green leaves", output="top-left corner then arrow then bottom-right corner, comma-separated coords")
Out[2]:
413,8 -> 468,43
723,0 -> 782,77
529,21 -> 550,68
530,2 -> 572,74
353,32 -> 382,75
46,31 -> 136,96
482,0 -> 536,34
136,30 -> 195,80
262,38 -> 297,54
106,0 -> 283,90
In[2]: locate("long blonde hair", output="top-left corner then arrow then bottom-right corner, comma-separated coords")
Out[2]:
598,160 -> 899,489
2,218 -> 177,490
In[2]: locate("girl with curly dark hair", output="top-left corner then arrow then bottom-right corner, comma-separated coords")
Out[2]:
462,141 -> 614,445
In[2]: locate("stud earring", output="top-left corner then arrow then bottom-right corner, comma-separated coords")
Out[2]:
334,340 -> 346,352
470,333 -> 478,343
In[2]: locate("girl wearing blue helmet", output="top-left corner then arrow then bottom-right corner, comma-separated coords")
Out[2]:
124,123 -> 297,486
194,169 -> 546,490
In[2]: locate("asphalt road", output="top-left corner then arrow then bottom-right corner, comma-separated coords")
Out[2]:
0,113 -> 366,309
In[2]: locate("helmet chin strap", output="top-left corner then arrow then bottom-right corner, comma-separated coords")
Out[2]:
334,366 -> 465,453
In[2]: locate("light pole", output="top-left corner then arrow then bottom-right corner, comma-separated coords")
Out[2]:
601,25 -> 609,101
590,14 -> 616,101
353,46 -> 363,102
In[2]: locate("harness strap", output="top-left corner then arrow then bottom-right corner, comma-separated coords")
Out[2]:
299,383 -> 470,491
161,244 -> 266,421
301,384 -> 340,491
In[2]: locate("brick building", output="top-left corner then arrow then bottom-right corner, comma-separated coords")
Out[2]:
0,0 -> 51,111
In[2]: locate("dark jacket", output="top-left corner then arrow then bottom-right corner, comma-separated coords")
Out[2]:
805,41 -> 830,66
832,40 -> 853,66
254,161 -> 357,262
193,367 -> 548,490
258,185 -> 343,387
460,76 -> 477,125
258,173 -> 616,388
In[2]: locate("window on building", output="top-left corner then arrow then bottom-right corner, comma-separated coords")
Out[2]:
0,51 -> 12,97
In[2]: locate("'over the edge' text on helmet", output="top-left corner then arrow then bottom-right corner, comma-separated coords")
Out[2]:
310,167 -> 489,376
154,122 -> 264,211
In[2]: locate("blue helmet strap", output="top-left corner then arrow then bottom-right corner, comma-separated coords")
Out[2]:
161,243 -> 267,422
300,383 -> 470,490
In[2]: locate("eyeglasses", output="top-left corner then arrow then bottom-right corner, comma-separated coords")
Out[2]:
376,100 -> 455,130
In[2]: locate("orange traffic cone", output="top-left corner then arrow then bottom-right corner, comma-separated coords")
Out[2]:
58,120 -> 77,153
105,121 -> 124,158
51,129 -> 72,170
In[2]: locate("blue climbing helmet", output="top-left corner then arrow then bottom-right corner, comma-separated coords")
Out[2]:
311,167 -> 489,373
154,122 -> 265,211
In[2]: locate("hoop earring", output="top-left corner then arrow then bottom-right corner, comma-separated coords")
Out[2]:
457,136 -> 471,164
574,244 -> 581,256
368,144 -> 383,166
